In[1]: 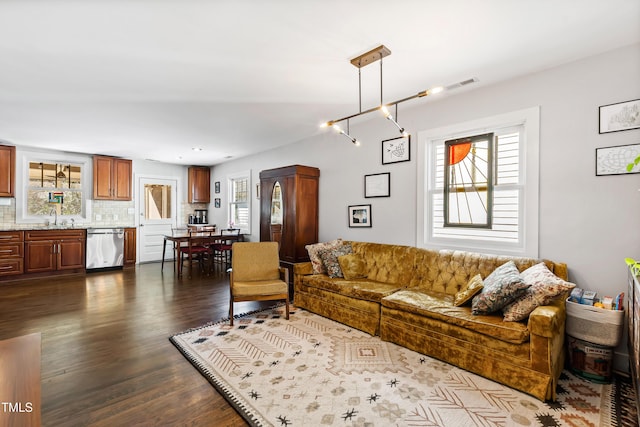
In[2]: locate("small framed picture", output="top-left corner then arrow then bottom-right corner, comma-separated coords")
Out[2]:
382,135 -> 410,164
599,99 -> 640,134
214,181 -> 220,193
348,204 -> 371,228
364,172 -> 390,198
596,143 -> 640,176
214,198 -> 221,208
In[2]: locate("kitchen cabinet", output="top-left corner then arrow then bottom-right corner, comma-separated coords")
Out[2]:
124,227 -> 136,267
188,166 -> 210,203
0,144 -> 16,197
24,230 -> 86,273
259,165 -> 319,284
0,231 -> 23,277
93,155 -> 132,200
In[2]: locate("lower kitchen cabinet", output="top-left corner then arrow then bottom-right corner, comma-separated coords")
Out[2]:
0,231 -> 24,277
124,227 -> 136,267
24,230 -> 86,274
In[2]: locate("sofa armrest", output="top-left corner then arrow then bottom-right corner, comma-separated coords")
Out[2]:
294,262 -> 313,275
528,304 -> 564,338
293,262 -> 313,292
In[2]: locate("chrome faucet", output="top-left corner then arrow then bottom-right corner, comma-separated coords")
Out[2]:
49,208 -> 58,226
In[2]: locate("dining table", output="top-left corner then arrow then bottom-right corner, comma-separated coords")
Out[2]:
162,230 -> 243,278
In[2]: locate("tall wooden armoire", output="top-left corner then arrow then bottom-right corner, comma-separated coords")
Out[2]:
259,165 -> 319,286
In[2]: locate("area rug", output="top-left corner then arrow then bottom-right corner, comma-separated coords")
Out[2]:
170,306 -> 635,427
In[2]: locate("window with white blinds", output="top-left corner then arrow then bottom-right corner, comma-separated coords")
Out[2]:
433,127 -> 521,241
228,171 -> 251,234
418,107 -> 540,257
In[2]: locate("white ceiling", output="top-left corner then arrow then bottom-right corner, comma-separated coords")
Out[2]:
0,1 -> 639,165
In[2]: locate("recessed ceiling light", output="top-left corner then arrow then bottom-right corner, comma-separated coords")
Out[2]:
224,155 -> 233,159
192,147 -> 203,152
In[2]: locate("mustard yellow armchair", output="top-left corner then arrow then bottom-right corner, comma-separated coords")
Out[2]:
229,242 -> 290,326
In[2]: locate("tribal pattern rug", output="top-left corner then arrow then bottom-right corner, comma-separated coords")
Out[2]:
170,306 -> 635,427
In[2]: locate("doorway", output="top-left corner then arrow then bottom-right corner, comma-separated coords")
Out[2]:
138,177 -> 178,263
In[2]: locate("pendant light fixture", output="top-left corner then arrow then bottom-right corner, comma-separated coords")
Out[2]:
321,45 -> 478,145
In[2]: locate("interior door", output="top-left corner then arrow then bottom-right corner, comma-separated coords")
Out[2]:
138,177 -> 177,263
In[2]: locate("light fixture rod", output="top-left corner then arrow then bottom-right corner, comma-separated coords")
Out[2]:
327,90 -> 425,125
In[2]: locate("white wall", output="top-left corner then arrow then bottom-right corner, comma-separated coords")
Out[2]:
212,43 -> 640,369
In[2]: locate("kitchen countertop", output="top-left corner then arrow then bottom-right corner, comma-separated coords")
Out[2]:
0,224 -> 136,231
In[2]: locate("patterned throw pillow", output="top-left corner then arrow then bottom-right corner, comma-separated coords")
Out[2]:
471,261 -> 530,314
502,262 -> 576,322
305,239 -> 343,274
318,244 -> 353,278
338,253 -> 367,280
454,274 -> 484,307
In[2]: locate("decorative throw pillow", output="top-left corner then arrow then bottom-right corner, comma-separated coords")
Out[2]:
305,239 -> 343,274
318,244 -> 353,278
502,262 -> 576,322
338,253 -> 367,280
471,261 -> 530,314
454,274 -> 484,307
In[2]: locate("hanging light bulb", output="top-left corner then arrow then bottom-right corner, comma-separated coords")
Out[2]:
332,123 -> 360,145
381,105 -> 408,137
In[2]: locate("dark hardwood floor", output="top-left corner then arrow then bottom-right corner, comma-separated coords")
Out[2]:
0,263 -> 274,426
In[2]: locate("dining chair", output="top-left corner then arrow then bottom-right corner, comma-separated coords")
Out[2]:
228,241 -> 289,325
212,228 -> 240,268
180,229 -> 214,278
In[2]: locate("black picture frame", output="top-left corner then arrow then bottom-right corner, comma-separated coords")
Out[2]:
364,172 -> 390,198
214,198 -> 221,208
382,135 -> 411,164
214,181 -> 220,193
348,204 -> 371,228
595,143 -> 640,176
599,99 -> 640,134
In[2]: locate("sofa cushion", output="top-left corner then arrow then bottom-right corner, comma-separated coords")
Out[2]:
306,239 -> 343,274
319,244 -> 353,278
382,290 -> 530,344
472,261 -> 530,314
302,275 -> 402,302
338,253 -> 367,280
502,262 -> 576,322
454,274 -> 484,306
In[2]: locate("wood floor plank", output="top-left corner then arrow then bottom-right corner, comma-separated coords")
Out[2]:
0,263 -> 273,426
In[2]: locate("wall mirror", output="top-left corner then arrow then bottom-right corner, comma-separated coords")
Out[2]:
270,181 -> 283,224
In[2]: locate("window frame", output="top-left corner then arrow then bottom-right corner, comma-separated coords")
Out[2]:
416,107 -> 540,257
226,170 -> 251,234
16,149 -> 91,224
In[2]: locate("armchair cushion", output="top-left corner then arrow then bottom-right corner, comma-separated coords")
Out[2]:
232,279 -> 288,297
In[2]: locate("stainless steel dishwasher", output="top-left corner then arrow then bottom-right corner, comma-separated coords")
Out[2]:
86,228 -> 125,270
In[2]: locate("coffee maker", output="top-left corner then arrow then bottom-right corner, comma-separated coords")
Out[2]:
191,209 -> 208,224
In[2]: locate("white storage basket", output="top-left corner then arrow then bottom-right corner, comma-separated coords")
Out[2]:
565,299 -> 624,347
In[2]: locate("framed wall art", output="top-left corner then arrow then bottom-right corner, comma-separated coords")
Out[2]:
214,181 -> 220,193
364,172 -> 390,198
596,143 -> 640,176
348,204 -> 371,228
382,135 -> 410,164
214,198 -> 221,208
599,99 -> 640,134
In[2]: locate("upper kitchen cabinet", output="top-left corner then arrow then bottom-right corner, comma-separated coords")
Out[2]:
0,144 -> 16,197
93,155 -> 132,201
188,166 -> 210,203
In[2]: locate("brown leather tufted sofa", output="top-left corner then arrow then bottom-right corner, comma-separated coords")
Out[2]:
293,241 -> 569,401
